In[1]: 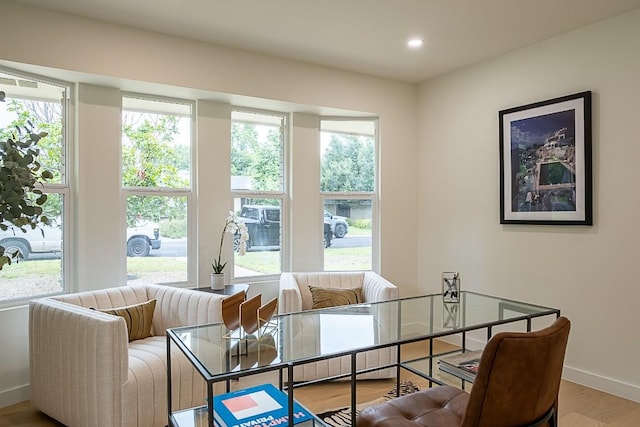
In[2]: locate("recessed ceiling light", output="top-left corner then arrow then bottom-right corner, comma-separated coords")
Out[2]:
407,38 -> 424,49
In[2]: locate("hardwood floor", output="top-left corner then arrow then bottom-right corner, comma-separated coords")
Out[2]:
2,341 -> 639,426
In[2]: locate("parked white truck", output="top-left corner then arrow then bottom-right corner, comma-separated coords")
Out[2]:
0,222 -> 161,259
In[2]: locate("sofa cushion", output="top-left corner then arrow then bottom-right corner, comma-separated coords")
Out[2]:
100,299 -> 156,342
309,286 -> 362,309
294,272 -> 365,310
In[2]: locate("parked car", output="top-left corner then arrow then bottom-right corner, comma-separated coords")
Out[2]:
324,209 -> 349,238
235,205 -> 332,251
0,222 -> 161,259
126,223 -> 161,257
237,205 -> 281,251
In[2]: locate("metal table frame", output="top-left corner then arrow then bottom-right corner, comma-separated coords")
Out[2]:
167,291 -> 560,427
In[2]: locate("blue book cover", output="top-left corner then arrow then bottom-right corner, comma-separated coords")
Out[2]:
213,383 -> 314,427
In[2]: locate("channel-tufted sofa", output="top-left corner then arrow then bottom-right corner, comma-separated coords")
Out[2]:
29,284 -> 226,427
278,271 -> 399,382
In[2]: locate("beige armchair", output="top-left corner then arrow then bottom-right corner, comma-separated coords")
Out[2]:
29,284 -> 226,427
278,271 -> 399,381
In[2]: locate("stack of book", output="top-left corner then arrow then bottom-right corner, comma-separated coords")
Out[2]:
437,350 -> 482,383
213,383 -> 316,427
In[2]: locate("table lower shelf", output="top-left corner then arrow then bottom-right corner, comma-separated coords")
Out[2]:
401,352 -> 477,388
170,404 -> 328,427
170,406 -> 208,427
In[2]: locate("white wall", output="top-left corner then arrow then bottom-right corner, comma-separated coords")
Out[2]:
418,9 -> 640,401
0,2 -> 419,407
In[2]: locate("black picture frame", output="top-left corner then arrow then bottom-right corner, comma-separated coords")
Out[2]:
499,91 -> 592,225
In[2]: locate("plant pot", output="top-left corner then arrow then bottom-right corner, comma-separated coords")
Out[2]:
210,273 -> 225,290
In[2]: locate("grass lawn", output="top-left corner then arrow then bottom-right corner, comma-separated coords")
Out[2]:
1,226 -> 373,299
0,259 -> 61,278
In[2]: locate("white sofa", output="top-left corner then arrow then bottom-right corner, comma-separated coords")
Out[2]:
278,271 -> 399,382
29,284 -> 226,427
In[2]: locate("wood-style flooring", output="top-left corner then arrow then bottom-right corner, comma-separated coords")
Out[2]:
2,341 -> 638,426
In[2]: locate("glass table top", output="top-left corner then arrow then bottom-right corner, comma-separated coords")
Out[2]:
167,291 -> 558,381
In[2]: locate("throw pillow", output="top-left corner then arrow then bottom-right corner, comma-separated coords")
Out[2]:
99,299 -> 157,342
309,286 -> 362,309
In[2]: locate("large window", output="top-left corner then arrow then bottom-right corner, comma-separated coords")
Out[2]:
231,110 -> 286,279
321,119 -> 377,271
0,69 -> 70,302
122,95 -> 193,285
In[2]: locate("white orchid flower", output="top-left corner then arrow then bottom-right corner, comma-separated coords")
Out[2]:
212,211 -> 248,274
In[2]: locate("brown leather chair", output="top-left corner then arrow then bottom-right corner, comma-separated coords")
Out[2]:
357,316 -> 571,427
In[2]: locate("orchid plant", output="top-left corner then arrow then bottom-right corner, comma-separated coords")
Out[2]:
211,211 -> 249,274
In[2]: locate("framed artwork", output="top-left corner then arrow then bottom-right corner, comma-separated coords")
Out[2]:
499,91 -> 592,225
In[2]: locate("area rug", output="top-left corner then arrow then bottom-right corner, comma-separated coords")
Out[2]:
317,381 -> 420,427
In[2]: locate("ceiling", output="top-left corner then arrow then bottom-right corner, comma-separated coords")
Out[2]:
9,0 -> 640,83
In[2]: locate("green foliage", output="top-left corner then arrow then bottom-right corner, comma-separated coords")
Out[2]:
122,112 -> 189,224
0,122 -> 53,269
231,122 -> 282,191
231,122 -> 258,178
0,99 -> 64,219
351,219 -> 371,229
321,134 -> 374,192
159,218 -> 187,239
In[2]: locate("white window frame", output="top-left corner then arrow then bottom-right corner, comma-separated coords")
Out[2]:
121,93 -> 195,286
231,108 -> 289,281
0,67 -> 72,305
320,117 -> 379,272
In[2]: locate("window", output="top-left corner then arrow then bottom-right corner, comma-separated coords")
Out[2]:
0,69 -> 70,302
122,95 -> 193,285
321,119 -> 377,271
231,110 -> 286,279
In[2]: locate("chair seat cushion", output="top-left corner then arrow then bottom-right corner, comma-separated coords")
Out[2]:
124,336 -> 211,427
357,385 -> 468,427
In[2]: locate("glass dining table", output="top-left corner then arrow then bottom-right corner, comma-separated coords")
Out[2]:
167,291 -> 560,427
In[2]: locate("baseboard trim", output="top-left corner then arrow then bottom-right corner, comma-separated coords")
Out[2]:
563,366 -> 640,403
0,384 -> 29,410
433,335 -> 640,403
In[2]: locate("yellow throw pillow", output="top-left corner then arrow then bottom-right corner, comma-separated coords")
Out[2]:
100,299 -> 156,342
309,287 -> 362,309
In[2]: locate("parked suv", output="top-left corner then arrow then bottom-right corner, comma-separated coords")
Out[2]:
0,222 -> 161,259
235,205 -> 332,250
324,210 -> 349,238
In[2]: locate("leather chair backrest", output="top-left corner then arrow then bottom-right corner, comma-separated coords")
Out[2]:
461,316 -> 571,427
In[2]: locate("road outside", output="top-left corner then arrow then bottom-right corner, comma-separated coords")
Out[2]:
151,234 -> 371,257
7,234 -> 371,260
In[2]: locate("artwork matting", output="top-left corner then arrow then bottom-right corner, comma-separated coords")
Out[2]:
499,91 -> 592,225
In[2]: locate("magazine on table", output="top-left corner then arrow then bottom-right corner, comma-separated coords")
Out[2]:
213,383 -> 316,427
438,350 -> 482,383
